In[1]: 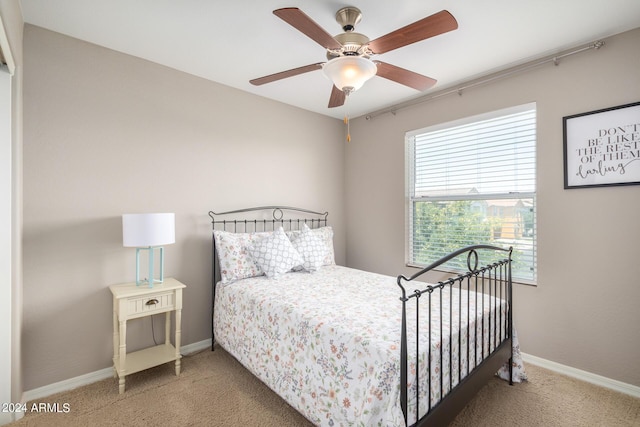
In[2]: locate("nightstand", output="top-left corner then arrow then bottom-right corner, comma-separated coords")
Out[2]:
110,277 -> 186,394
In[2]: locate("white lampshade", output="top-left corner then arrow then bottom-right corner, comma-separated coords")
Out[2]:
323,56 -> 377,92
122,213 -> 175,247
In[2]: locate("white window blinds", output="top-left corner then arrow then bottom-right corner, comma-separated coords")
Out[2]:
406,104 -> 537,283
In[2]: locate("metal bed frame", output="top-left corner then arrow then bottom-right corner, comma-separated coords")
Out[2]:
209,206 -> 513,427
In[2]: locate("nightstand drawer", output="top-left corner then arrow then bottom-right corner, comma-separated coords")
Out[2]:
127,291 -> 175,317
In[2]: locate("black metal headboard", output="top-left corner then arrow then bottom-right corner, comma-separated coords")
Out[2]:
208,205 -> 328,233
208,206 -> 329,350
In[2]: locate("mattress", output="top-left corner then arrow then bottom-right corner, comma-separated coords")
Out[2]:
214,265 -> 507,426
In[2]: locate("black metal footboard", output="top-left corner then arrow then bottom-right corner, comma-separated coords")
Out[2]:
397,245 -> 513,427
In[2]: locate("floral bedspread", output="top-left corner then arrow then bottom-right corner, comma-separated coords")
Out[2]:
214,265 -> 518,426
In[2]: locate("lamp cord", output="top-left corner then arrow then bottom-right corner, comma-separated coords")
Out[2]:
150,315 -> 159,346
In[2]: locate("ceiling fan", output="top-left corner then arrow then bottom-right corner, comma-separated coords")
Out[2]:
250,6 -> 458,108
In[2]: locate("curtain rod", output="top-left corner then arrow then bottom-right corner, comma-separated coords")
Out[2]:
364,40 -> 605,121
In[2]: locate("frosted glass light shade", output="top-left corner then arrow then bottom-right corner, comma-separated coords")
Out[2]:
122,213 -> 175,247
323,56 -> 377,92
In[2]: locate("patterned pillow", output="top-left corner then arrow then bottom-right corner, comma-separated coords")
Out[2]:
286,226 -> 335,266
248,227 -> 304,279
290,224 -> 327,272
213,229 -> 272,283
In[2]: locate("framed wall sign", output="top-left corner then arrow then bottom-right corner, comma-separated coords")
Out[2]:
563,101 -> 640,189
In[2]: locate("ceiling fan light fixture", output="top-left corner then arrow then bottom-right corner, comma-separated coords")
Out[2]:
323,56 -> 377,93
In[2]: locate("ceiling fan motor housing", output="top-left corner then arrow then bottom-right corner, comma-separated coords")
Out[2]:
328,7 -> 370,60
328,32 -> 371,59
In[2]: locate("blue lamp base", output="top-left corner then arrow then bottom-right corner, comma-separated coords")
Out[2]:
135,246 -> 165,287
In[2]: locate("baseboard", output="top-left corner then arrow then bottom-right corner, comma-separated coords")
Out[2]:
178,338 -> 213,355
522,352 -> 640,398
22,366 -> 114,404
22,339 -> 213,403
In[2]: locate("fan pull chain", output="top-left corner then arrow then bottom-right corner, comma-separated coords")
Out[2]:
344,92 -> 351,142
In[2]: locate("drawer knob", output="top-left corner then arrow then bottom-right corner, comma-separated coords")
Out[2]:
146,299 -> 159,306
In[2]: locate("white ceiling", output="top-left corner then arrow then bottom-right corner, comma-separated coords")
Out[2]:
20,0 -> 640,120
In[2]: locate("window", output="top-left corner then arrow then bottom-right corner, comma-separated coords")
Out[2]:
406,103 -> 536,283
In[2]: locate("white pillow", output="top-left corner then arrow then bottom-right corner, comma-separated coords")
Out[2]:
286,225 -> 335,266
290,224 -> 327,272
213,229 -> 271,283
248,227 -> 304,279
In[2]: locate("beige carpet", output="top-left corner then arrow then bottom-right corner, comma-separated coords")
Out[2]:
11,346 -> 640,426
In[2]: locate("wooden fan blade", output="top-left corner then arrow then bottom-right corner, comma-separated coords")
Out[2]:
375,61 -> 436,91
368,10 -> 458,54
250,63 -> 324,86
274,8 -> 342,50
328,85 -> 346,108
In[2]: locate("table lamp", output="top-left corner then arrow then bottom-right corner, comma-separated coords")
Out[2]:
122,213 -> 175,287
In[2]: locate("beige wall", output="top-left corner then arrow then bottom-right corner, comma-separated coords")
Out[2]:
346,28 -> 640,386
22,25 -> 345,390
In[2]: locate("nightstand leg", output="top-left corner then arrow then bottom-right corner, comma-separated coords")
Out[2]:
112,300 -> 118,378
165,311 -> 170,345
175,308 -> 182,376
119,320 -> 127,394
